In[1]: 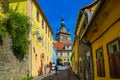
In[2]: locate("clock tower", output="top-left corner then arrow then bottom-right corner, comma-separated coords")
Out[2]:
56,17 -> 71,42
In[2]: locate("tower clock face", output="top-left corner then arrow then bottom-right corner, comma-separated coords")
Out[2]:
63,36 -> 67,40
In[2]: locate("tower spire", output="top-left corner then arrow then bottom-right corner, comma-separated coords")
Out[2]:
61,15 -> 65,27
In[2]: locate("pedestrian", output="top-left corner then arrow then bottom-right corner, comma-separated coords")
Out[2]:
49,62 -> 52,73
38,66 -> 43,76
46,65 -> 50,74
66,62 -> 72,80
55,65 -> 58,75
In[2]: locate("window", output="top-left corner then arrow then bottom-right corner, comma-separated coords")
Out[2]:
42,36 -> 44,45
65,45 -> 71,50
51,35 -> 53,40
107,38 -> 120,78
67,58 -> 69,61
45,25 -> 47,33
108,39 -> 119,54
60,52 -> 62,56
48,30 -> 49,37
64,59 -> 66,61
96,47 -> 105,77
42,19 -> 44,29
36,10 -> 39,21
0,35 -> 3,46
33,47 -> 35,53
36,31 -> 39,39
67,52 -> 69,56
84,16 -> 88,29
1,1 -> 9,13
56,53 -> 58,56
67,45 -> 69,49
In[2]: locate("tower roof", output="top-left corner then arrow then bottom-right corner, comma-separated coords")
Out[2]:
61,16 -> 65,27
60,16 -> 66,33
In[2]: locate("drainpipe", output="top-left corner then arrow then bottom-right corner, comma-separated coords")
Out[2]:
28,0 -> 33,77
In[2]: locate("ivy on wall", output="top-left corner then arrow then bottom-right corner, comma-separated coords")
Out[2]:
0,9 -> 30,58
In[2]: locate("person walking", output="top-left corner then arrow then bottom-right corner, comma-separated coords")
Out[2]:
66,62 -> 72,80
46,65 -> 50,74
49,62 -> 52,74
55,65 -> 58,75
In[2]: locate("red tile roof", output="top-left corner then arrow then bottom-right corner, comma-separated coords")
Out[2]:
53,42 -> 72,50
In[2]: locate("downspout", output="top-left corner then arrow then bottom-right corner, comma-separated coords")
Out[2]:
80,0 -> 105,80
28,0 -> 33,77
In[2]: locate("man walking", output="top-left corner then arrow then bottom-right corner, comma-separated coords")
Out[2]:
55,65 -> 58,75
66,62 -> 72,80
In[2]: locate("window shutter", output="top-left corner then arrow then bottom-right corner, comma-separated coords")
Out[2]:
100,57 -> 105,77
114,52 -> 120,78
97,59 -> 100,76
109,54 -> 116,78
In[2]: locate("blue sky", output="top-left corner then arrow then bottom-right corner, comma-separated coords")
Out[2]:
38,0 -> 94,41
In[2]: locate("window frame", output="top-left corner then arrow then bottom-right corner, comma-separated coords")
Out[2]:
96,47 -> 103,58
107,37 -> 120,78
107,38 -> 120,55
96,46 -> 105,77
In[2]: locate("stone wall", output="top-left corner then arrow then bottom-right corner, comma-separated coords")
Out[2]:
0,34 -> 29,80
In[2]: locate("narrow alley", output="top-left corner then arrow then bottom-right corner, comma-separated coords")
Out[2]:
0,0 -> 120,80
42,71 -> 80,80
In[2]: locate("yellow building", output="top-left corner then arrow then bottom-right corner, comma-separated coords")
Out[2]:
31,0 -> 53,77
81,0 -> 120,80
0,0 -> 53,77
74,0 -> 98,79
72,36 -> 79,75
70,48 -> 75,73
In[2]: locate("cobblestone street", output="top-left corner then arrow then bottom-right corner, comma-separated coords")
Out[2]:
42,71 -> 80,80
